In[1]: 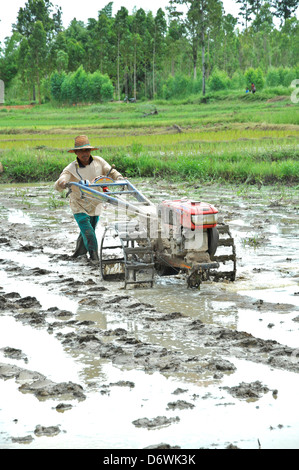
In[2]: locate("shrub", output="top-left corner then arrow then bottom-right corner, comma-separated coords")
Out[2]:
50,71 -> 67,102
68,66 -> 89,103
231,71 -> 246,90
265,67 -> 297,88
162,73 -> 194,99
266,68 -> 280,87
283,68 -> 296,87
50,67 -> 114,104
208,69 -> 230,91
101,80 -> 114,101
245,67 -> 265,90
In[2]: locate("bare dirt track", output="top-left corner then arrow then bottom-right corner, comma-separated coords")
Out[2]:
0,180 -> 298,449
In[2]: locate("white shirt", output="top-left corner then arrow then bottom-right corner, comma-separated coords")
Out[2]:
54,156 -> 122,215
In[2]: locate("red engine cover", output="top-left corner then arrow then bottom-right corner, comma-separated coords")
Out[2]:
160,199 -> 218,229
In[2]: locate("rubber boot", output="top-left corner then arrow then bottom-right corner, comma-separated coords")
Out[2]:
71,234 -> 87,258
89,250 -> 100,266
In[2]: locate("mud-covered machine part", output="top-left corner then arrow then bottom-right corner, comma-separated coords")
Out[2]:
153,223 -> 236,289
100,223 -> 155,288
67,178 -> 236,288
209,223 -> 237,282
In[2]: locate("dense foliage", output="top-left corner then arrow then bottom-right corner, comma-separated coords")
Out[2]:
0,0 -> 298,103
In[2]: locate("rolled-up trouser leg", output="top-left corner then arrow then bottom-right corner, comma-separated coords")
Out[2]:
74,213 -> 99,257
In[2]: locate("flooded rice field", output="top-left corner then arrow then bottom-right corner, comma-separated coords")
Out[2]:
0,179 -> 298,449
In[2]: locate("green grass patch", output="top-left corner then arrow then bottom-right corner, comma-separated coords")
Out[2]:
0,94 -> 298,184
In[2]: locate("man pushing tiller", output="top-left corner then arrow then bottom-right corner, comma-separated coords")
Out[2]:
54,135 -> 123,265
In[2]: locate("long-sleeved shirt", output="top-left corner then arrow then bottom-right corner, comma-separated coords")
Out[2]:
54,156 -> 123,216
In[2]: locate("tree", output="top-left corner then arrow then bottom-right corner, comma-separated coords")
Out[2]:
219,14 -> 239,75
236,0 -> 253,28
96,12 -> 113,75
66,38 -> 85,72
0,33 -> 21,86
165,7 -> 186,76
175,0 -> 223,94
49,31 -> 68,72
27,21 -> 48,104
251,1 -> 274,32
14,0 -> 62,39
272,0 -> 299,25
100,2 -> 113,18
152,9 -> 167,97
131,9 -> 148,100
14,0 -> 62,101
56,50 -> 68,71
113,7 -> 129,100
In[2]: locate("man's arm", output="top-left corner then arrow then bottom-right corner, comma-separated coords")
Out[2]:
54,170 -> 72,191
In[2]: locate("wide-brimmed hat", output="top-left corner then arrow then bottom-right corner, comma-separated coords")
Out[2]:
68,135 -> 99,153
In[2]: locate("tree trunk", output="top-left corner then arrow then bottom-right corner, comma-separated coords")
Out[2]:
134,44 -> 137,101
153,39 -> 156,98
202,29 -> 206,96
117,34 -> 120,101
37,73 -> 41,105
124,66 -> 128,98
192,35 -> 197,80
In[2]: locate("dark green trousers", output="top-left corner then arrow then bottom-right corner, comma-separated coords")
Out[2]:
74,213 -> 99,255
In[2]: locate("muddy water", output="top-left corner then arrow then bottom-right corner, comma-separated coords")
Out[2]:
0,180 -> 298,449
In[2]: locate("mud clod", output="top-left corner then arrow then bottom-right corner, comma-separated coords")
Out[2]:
222,381 -> 271,400
132,416 -> 180,429
34,425 -> 61,437
167,400 -> 195,410
11,435 -> 34,444
19,380 -> 86,401
144,443 -> 181,449
1,347 -> 28,362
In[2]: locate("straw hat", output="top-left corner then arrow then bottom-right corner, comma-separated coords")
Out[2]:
68,135 -> 99,153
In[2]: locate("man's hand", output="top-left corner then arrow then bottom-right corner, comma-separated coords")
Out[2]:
58,180 -> 67,189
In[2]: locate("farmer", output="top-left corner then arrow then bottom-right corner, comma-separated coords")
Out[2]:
54,135 -> 123,264
251,82 -> 256,93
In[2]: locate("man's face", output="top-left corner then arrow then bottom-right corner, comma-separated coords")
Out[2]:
75,149 -> 91,166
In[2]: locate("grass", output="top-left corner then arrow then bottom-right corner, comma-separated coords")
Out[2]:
0,90 -> 298,184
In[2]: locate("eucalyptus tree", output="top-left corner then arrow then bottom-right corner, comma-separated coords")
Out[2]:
165,5 -> 186,76
113,7 -> 129,100
236,0 -> 253,28
172,0 -> 223,95
152,9 -> 167,97
96,11 -> 114,76
14,0 -> 62,100
17,39 -> 32,99
28,21 -> 48,103
272,0 -> 299,24
271,16 -> 299,67
210,13 -> 238,76
64,20 -> 87,72
17,21 -> 47,103
14,0 -> 62,39
131,8 -> 147,100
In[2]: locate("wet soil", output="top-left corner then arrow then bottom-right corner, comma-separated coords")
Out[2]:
0,180 -> 298,449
